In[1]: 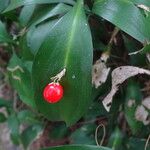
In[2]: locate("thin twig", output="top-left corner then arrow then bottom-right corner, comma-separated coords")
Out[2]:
108,27 -> 120,45
95,124 -> 106,146
145,134 -> 150,150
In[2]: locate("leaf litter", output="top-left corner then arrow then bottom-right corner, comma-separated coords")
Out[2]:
102,66 -> 150,112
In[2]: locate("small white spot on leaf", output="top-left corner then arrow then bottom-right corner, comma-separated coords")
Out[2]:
72,75 -> 76,79
127,99 -> 136,107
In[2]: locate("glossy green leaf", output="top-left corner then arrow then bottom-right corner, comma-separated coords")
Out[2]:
0,0 -> 9,13
28,3 -> 71,27
7,53 -> 36,108
0,20 -> 13,43
130,0 -> 150,7
4,0 -> 75,12
41,145 -> 112,150
124,80 -> 143,134
26,3 -> 71,55
32,0 -> 93,125
19,4 -> 36,26
21,124 -> 43,149
20,35 -> 34,61
27,19 -> 59,55
92,0 -> 150,43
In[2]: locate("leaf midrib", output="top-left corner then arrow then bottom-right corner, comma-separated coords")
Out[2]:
64,1 -> 82,66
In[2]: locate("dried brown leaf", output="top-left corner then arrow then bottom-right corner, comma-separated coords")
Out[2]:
135,105 -> 150,125
142,96 -> 150,110
102,66 -> 150,112
92,56 -> 110,88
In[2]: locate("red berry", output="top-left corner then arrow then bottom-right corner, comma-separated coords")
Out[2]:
43,83 -> 63,103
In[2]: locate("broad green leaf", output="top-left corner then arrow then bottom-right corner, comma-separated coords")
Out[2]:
32,0 -> 93,125
0,0 -> 9,13
4,0 -> 75,12
124,80 -> 143,134
21,124 -> 43,149
26,3 -> 71,55
27,19 -> 59,55
19,4 -> 36,26
41,145 -> 112,150
20,35 -> 34,61
7,53 -> 36,108
0,112 -> 7,122
92,0 -> 150,43
0,20 -> 13,43
28,3 -> 71,27
130,0 -> 150,7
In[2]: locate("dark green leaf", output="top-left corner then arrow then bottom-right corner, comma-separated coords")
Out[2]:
140,44 -> 150,54
21,124 -> 43,149
0,98 -> 12,108
50,123 -> 68,139
32,0 -> 93,125
28,3 -> 71,27
0,20 -> 13,43
123,35 -> 147,66
26,3 -> 71,55
41,145 -> 112,150
20,35 -> 34,61
71,125 -> 96,145
4,0 -> 75,12
0,112 -> 7,122
7,53 -> 36,108
17,110 -> 39,124
92,0 -> 150,43
27,19 -> 61,55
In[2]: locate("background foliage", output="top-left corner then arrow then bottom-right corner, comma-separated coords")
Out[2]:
0,0 -> 150,150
